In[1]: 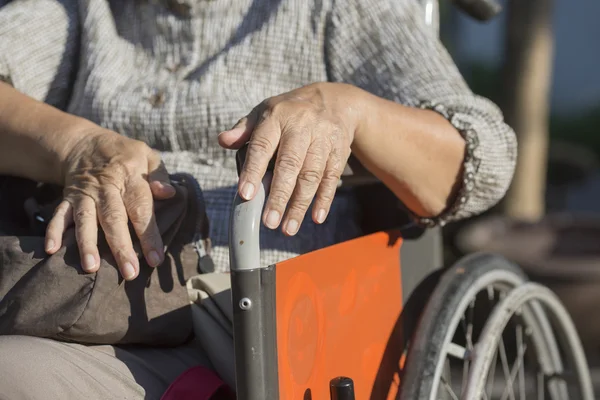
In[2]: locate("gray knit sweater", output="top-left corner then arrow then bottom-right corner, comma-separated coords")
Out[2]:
0,0 -> 516,271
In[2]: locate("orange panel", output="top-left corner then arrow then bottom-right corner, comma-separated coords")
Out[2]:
275,230 -> 404,399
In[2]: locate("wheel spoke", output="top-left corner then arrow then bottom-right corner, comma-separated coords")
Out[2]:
462,350 -> 470,392
466,299 -> 475,350
498,337 -> 517,400
487,285 -> 495,301
440,375 -> 460,400
537,371 -> 545,400
486,348 -> 499,398
499,331 -> 528,400
516,324 -> 526,399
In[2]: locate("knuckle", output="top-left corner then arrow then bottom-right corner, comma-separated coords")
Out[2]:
258,106 -> 273,122
243,163 -> 263,179
121,158 -> 144,174
317,190 -> 335,205
128,203 -> 151,223
249,135 -> 275,156
73,207 -> 95,222
323,167 -> 342,182
267,189 -> 290,208
328,154 -> 346,174
288,199 -> 311,214
129,139 -> 151,154
268,101 -> 288,117
96,169 -> 126,188
277,152 -> 303,173
124,190 -> 152,218
110,245 -> 132,260
100,208 -> 126,226
297,168 -> 322,185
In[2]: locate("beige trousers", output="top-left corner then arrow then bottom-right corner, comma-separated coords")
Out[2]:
0,273 -> 236,400
0,335 -> 211,400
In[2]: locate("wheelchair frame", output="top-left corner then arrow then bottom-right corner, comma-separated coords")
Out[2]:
227,1 -> 594,399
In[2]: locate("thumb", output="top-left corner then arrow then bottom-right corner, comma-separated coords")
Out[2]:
218,115 -> 256,149
147,153 -> 176,199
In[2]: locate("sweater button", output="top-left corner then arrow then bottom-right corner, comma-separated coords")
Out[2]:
148,88 -> 166,108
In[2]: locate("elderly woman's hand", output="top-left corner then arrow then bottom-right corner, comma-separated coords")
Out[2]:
45,129 -> 176,280
218,83 -> 360,236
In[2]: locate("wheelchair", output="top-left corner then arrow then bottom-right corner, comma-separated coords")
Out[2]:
227,0 -> 595,399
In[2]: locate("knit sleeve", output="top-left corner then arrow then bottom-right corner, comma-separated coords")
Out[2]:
0,54 -> 9,85
0,0 -> 80,110
326,0 -> 517,225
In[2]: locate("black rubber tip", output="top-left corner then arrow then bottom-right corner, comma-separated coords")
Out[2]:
330,377 -> 355,400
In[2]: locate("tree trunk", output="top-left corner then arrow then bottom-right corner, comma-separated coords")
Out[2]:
502,0 -> 554,221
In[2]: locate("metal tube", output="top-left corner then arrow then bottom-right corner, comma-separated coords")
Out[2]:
229,175 -> 269,272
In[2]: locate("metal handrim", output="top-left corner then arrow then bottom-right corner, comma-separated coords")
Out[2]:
427,269 -> 526,400
465,282 -> 594,400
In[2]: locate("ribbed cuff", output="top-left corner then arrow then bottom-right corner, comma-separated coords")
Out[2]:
409,100 -> 482,227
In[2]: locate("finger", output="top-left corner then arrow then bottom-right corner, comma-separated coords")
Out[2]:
281,141 -> 327,236
147,152 -> 175,200
73,196 -> 100,273
263,128 -> 311,230
97,188 -> 139,281
217,114 -> 258,149
312,149 -> 348,224
45,200 -> 74,254
238,114 -> 281,201
123,178 -> 164,268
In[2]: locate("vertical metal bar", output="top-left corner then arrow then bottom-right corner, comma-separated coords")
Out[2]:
229,176 -> 268,272
230,267 -> 279,400
229,164 -> 279,399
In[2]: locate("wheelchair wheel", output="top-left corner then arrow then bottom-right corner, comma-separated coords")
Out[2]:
399,253 -> 555,400
464,282 -> 594,400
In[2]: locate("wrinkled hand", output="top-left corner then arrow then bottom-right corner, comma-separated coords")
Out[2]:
45,129 -> 176,280
218,83 -> 358,236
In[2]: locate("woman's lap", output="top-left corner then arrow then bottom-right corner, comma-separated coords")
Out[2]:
0,335 -> 212,400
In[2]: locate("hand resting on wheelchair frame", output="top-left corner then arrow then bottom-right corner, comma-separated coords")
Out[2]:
0,0 -> 516,398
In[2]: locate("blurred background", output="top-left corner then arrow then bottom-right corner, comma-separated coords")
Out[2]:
439,0 -> 600,367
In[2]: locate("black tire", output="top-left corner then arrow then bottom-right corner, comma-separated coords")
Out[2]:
399,253 -> 527,400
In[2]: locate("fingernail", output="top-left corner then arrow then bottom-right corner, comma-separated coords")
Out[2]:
265,210 -> 280,229
83,254 -> 97,272
156,181 -> 175,194
148,250 -> 161,267
162,182 -> 175,191
316,209 -> 327,224
122,262 -> 137,280
285,219 -> 299,235
45,239 -> 55,252
241,182 -> 255,200
218,126 -> 243,136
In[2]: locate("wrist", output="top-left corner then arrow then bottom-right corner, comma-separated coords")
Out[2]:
320,82 -> 370,145
344,85 -> 383,152
46,117 -> 102,185
0,82 -> 104,185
